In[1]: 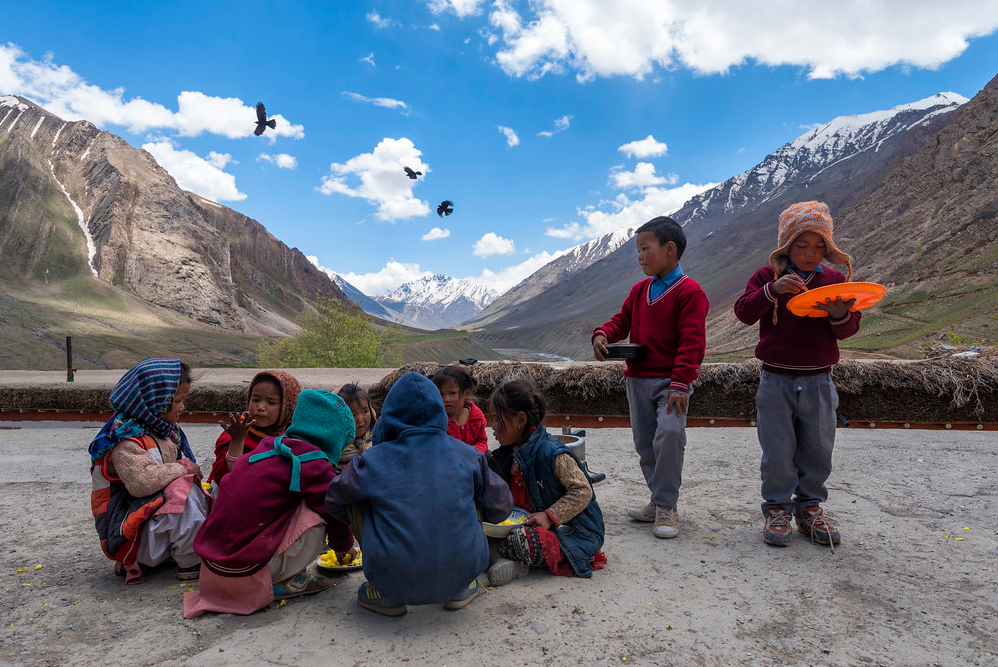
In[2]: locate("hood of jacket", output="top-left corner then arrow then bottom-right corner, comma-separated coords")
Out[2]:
372,372 -> 448,444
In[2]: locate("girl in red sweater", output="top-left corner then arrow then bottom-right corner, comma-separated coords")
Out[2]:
208,370 -> 301,486
734,201 -> 860,551
432,365 -> 488,454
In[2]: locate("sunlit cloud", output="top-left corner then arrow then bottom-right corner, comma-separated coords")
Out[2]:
473,232 -> 516,257
143,138 -> 246,202
422,227 -> 451,240
497,125 -> 520,147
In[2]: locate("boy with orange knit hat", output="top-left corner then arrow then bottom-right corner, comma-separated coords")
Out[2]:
733,201 -> 861,551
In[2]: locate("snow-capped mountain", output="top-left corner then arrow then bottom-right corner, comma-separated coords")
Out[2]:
375,274 -> 499,330
673,92 -> 968,234
466,226 -> 636,327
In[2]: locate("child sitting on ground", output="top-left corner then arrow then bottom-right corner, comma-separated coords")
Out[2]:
733,201 -> 860,550
432,365 -> 488,454
183,390 -> 356,617
325,371 -> 512,616
208,370 -> 300,485
592,216 -> 709,540
336,383 -> 377,471
485,380 -> 606,587
89,358 -> 209,584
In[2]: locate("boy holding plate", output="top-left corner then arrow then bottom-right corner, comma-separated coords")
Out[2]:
733,200 -> 861,550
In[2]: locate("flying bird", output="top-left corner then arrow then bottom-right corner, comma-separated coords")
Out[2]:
254,102 -> 277,136
437,200 -> 454,217
404,166 -> 422,179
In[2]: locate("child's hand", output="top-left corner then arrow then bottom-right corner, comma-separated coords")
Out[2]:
813,296 -> 856,320
181,459 -> 203,479
772,273 -> 806,295
335,547 -> 359,565
219,411 -> 254,439
592,335 -> 609,361
525,511 -> 554,531
666,391 -> 688,416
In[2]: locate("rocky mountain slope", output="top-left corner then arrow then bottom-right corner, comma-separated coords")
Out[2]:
0,95 -> 350,341
466,91 -> 981,360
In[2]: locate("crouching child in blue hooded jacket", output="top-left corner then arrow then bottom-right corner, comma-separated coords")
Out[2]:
325,371 -> 513,616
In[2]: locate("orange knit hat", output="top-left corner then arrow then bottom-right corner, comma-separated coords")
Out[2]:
770,201 -> 852,281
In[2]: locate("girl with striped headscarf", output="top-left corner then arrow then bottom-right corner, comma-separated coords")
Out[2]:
89,358 -> 210,583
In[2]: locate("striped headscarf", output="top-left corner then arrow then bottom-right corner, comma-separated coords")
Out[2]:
88,358 -> 195,464
246,370 -> 301,438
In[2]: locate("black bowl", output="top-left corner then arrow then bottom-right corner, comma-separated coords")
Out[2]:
605,343 -> 646,360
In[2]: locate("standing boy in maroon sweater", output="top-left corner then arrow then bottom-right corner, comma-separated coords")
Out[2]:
593,216 -> 709,540
734,201 -> 861,551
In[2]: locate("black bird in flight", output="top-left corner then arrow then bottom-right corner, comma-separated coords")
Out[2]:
254,102 -> 277,136
404,166 -> 422,179
437,200 -> 454,217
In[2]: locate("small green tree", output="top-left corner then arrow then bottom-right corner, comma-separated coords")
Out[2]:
257,296 -> 403,368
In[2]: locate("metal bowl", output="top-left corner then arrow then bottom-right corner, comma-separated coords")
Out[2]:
605,343 -> 646,360
482,507 -> 528,539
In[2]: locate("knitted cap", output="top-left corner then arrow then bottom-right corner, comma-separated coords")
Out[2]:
285,389 -> 354,466
770,201 -> 851,281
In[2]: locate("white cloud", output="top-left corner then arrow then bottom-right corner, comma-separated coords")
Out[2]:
538,113 -> 572,137
473,232 -> 516,257
360,52 -> 376,66
497,125 -> 520,147
619,134 -> 668,158
428,0 -> 486,18
479,0 -> 998,81
468,249 -> 569,293
205,151 -> 235,169
546,181 -> 716,240
0,44 -> 304,140
142,138 -> 246,202
610,162 -> 674,189
422,227 -> 451,240
367,12 -> 399,29
342,91 -> 409,112
339,260 -> 432,296
257,153 -> 298,170
318,137 -> 431,221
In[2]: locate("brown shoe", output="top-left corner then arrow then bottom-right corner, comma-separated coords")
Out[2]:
763,509 -> 793,547
653,506 -> 679,539
626,502 -> 656,522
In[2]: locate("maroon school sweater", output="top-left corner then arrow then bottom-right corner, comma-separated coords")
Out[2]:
733,265 -> 862,376
593,275 -> 709,393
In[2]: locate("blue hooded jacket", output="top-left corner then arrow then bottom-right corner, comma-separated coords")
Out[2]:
325,372 -> 513,604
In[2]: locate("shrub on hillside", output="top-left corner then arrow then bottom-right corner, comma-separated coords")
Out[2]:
257,296 -> 402,368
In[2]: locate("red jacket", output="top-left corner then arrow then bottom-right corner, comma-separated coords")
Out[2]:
733,265 -> 861,375
447,401 -> 488,454
194,436 -> 352,576
208,430 -> 267,484
594,274 -> 709,393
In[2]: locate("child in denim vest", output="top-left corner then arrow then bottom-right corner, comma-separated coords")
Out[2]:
734,201 -> 861,550
485,380 -> 606,587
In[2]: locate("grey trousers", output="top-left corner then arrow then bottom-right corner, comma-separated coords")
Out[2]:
626,376 -> 687,509
755,370 -> 838,516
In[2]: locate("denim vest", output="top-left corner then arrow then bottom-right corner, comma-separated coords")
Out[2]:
514,425 -> 605,577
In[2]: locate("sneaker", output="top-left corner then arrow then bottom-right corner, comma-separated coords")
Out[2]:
443,578 -> 483,611
273,572 -> 329,600
177,564 -> 201,581
796,506 -> 841,551
626,502 -> 656,522
356,581 -> 407,616
653,506 -> 679,539
487,558 -> 529,587
763,509 -> 793,547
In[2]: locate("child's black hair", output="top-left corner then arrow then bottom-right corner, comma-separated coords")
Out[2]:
636,216 -> 686,260
338,383 -> 377,427
488,380 -> 546,441
431,365 -> 478,394
179,361 -> 193,386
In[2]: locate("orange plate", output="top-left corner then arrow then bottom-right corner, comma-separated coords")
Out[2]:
786,281 -> 886,318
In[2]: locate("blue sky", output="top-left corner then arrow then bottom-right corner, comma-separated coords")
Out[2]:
3,1 -> 998,296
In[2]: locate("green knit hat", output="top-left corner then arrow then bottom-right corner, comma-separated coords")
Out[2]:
286,389 -> 354,466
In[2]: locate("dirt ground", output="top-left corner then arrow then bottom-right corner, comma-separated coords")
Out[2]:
1,423 -> 996,667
